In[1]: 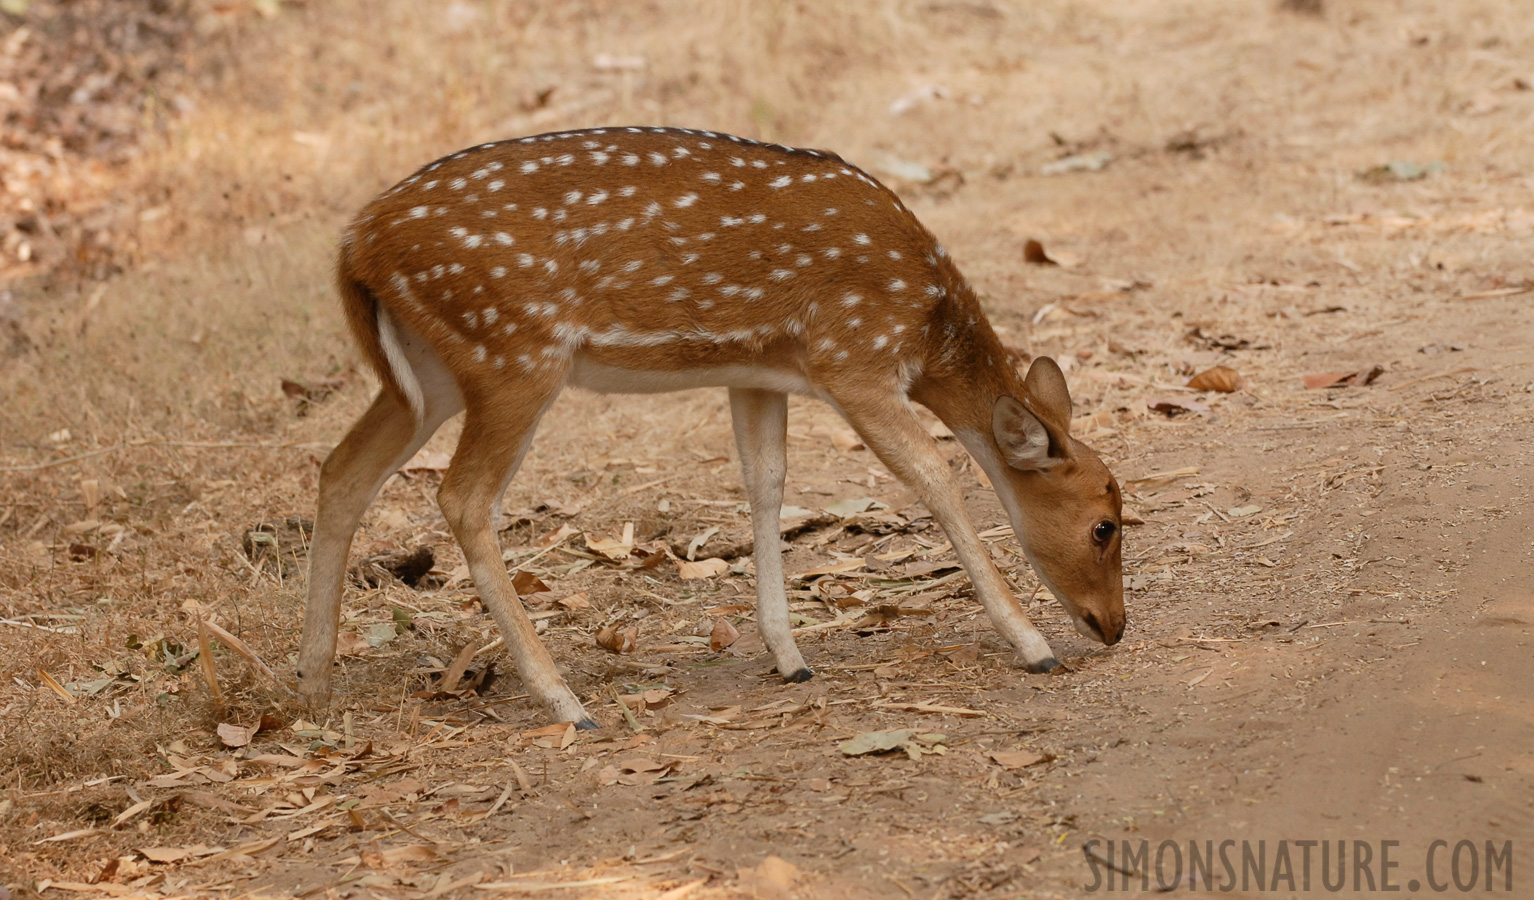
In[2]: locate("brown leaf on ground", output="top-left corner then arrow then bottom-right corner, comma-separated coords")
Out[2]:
334,631 -> 371,657
1186,365 -> 1247,392
1185,326 -> 1252,350
1023,238 -> 1057,265
556,591 -> 591,610
585,522 -> 636,560
216,722 -> 255,748
678,557 -> 730,580
1147,397 -> 1211,416
1304,364 -> 1385,389
533,524 -> 579,549
436,643 -> 478,693
710,618 -> 740,651
596,623 -> 638,654
989,749 -> 1053,769
511,570 -> 551,595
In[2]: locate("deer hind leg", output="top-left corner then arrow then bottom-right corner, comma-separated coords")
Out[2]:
297,387 -> 459,710
436,378 -> 594,728
729,388 -> 811,682
826,387 -> 1060,672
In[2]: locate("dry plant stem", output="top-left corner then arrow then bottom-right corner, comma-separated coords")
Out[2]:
201,618 -> 294,696
196,620 -> 227,718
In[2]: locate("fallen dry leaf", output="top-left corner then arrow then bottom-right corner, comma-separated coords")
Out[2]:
1186,365 -> 1247,392
334,631 -> 371,657
1146,397 -> 1212,417
1304,364 -> 1384,389
585,522 -> 636,560
710,618 -> 740,651
1023,238 -> 1057,266
216,722 -> 255,748
839,729 -> 915,756
533,524 -> 579,549
677,557 -> 730,580
556,592 -> 591,610
989,749 -> 1052,769
524,722 -> 579,749
511,570 -> 551,595
596,623 -> 638,654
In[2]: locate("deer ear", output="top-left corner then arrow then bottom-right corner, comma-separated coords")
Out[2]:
993,394 -> 1070,471
1023,356 -> 1073,434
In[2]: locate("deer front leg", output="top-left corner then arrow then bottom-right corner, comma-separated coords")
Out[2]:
728,388 -> 811,682
436,388 -> 596,728
829,389 -> 1060,672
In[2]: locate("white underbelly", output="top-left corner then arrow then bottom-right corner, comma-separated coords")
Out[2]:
568,356 -> 817,396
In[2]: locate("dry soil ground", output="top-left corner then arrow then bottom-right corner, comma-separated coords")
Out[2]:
1,1 -> 1531,898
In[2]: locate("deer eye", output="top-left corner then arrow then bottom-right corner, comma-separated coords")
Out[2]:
1092,520 -> 1117,544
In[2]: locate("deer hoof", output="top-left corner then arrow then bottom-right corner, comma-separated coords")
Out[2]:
782,667 -> 815,683
574,717 -> 601,731
1025,656 -> 1061,674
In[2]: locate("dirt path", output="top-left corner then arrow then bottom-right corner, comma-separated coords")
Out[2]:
2,1 -> 1532,897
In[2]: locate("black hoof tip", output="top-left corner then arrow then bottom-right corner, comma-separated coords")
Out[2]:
783,667 -> 815,683
573,717 -> 601,731
1028,657 -> 1061,674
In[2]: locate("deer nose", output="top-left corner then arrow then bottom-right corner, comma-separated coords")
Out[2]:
1081,612 -> 1124,646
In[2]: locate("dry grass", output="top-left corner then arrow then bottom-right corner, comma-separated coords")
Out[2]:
2,0 -> 1532,895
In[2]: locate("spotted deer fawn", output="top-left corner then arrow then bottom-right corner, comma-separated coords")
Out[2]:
298,127 -> 1125,727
